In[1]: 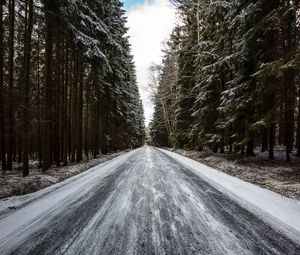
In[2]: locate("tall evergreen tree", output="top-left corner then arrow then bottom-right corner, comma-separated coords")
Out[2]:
152,0 -> 300,162
174,0 -> 197,148
0,0 -> 145,175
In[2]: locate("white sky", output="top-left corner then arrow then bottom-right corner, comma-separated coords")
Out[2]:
125,0 -> 176,126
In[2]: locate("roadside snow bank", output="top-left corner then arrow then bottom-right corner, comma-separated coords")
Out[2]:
166,148 -> 300,199
0,151 -> 129,200
0,150 -> 137,219
159,148 -> 300,243
0,149 -> 139,252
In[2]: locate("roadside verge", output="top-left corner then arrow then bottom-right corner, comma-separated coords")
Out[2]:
0,151 -> 129,200
159,148 -> 300,244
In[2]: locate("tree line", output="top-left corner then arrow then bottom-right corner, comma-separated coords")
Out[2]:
0,0 -> 145,176
150,0 -> 300,161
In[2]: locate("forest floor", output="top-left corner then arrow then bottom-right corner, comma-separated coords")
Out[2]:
0,151 -> 128,199
166,147 -> 300,200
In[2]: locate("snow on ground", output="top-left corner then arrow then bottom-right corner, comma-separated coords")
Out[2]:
0,149 -> 139,249
167,148 -> 300,200
0,151 -> 129,200
1,146 -> 299,254
160,148 -> 300,243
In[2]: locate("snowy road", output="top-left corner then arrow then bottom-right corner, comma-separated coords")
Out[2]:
0,146 -> 300,255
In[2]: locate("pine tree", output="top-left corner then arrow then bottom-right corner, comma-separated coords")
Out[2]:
191,0 -> 231,152
174,1 -> 197,148
152,0 -> 300,162
0,0 -> 144,175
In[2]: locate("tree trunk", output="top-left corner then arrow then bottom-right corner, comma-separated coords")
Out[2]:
22,0 -> 34,177
76,60 -> 83,162
43,1 -> 54,171
261,128 -> 268,152
0,0 -> 6,172
284,72 -> 295,162
246,134 -> 255,156
297,86 -> 300,157
22,0 -> 33,177
58,36 -> 65,164
283,3 -> 296,162
37,31 -> 42,168
220,131 -> 225,153
84,73 -> 90,160
212,143 -> 218,153
7,0 -> 15,171
246,135 -> 255,156
53,36 -> 61,166
71,55 -> 78,163
278,103 -> 285,146
63,40 -> 69,166
269,123 -> 275,160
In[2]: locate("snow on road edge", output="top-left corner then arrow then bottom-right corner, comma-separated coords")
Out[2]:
159,148 -> 300,243
0,149 -> 138,218
0,149 -> 140,253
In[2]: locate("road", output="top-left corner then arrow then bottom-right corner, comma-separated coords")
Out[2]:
0,146 -> 299,255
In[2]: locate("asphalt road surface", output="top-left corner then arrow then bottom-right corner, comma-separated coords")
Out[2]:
0,146 -> 299,255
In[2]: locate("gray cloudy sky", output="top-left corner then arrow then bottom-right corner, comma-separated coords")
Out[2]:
125,0 -> 176,125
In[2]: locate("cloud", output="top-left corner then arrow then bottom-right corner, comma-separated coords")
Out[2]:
126,0 -> 176,126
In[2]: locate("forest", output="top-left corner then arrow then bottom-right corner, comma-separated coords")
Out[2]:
0,0 -> 145,177
150,0 -> 300,162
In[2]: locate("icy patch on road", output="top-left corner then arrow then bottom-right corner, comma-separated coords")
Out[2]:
159,148 -> 300,243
